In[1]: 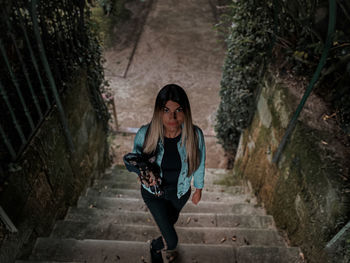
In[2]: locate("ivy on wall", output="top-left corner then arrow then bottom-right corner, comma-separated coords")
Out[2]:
91,0 -> 131,48
215,0 -> 274,154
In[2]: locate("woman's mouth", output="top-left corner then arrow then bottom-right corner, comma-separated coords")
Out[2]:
167,122 -> 178,126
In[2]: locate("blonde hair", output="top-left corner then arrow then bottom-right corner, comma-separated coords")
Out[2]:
143,84 -> 200,176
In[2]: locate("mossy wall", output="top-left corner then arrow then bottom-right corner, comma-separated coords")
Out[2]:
234,72 -> 350,263
0,71 -> 109,263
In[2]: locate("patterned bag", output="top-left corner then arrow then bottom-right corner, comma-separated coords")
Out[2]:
123,153 -> 163,196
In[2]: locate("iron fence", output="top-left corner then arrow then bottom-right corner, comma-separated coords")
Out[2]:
0,0 -> 92,166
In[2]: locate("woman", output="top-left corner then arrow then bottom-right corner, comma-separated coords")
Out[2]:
128,84 -> 206,262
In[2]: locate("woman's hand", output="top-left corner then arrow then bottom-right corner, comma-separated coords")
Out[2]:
191,188 -> 202,205
148,171 -> 157,186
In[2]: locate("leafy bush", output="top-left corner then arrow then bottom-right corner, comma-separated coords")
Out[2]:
215,0 -> 274,154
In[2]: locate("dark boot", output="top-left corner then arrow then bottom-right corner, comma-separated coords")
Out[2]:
150,247 -> 163,263
150,238 -> 164,263
164,250 -> 178,263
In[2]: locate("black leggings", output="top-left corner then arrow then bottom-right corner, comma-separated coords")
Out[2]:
141,186 -> 191,250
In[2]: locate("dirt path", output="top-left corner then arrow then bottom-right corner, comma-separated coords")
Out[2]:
104,0 -> 228,168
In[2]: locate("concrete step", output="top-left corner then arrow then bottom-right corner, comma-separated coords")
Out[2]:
65,207 -> 275,229
30,238 -> 302,263
103,166 -> 237,185
236,246 -> 302,263
51,221 -> 285,246
16,261 -> 81,263
92,178 -> 245,195
93,179 -> 141,190
85,187 -> 256,203
77,196 -> 266,215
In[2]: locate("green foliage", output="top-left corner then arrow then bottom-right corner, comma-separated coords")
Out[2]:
84,7 -> 110,129
216,0 -> 350,155
92,0 -> 131,48
97,0 -> 131,21
215,1 -> 274,154
0,0 -> 109,165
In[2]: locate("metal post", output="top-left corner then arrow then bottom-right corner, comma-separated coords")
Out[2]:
0,39 -> 35,131
17,6 -> 51,110
272,0 -> 337,163
111,98 -> 119,131
4,12 -> 43,120
0,206 -> 18,233
0,124 -> 16,160
0,80 -> 26,145
31,0 -> 75,153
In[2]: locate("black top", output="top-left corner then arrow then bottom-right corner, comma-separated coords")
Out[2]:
161,133 -> 182,188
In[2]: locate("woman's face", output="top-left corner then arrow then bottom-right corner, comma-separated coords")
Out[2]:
162,100 -> 184,133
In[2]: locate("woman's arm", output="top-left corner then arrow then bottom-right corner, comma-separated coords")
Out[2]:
132,125 -> 148,154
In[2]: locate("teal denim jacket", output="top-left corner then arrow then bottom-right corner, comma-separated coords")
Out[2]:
132,124 -> 206,198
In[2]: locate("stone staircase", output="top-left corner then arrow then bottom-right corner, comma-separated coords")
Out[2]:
16,167 -> 303,263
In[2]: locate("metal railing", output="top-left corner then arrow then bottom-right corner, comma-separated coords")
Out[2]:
272,0 -> 337,163
0,0 -> 89,166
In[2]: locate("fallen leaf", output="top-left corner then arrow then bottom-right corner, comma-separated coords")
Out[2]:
322,113 -> 336,121
186,217 -> 192,224
231,235 -> 237,241
194,218 -> 198,222
235,222 -> 240,227
220,237 -> 227,243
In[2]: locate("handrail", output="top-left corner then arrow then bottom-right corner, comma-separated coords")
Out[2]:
272,0 -> 337,163
326,220 -> 350,249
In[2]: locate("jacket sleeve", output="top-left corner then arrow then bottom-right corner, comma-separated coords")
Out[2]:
123,153 -> 141,175
192,126 -> 206,189
124,125 -> 147,172
132,125 -> 147,154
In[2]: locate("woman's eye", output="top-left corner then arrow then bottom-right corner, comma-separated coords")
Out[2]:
163,108 -> 169,113
176,108 -> 183,113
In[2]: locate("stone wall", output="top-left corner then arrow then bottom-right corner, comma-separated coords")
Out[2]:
0,71 -> 109,263
234,72 -> 350,263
